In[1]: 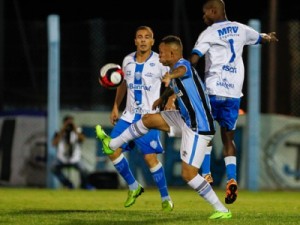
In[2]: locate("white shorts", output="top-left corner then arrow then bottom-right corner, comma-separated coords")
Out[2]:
161,110 -> 213,168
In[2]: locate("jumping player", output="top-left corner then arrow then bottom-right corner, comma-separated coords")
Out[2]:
189,0 -> 278,204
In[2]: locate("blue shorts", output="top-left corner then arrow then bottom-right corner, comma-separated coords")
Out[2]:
110,118 -> 164,155
209,95 -> 241,131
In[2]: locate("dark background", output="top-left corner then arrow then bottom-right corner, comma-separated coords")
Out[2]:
2,0 -> 299,113
5,0 -> 298,22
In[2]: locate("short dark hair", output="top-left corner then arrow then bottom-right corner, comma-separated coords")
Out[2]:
63,115 -> 74,122
161,35 -> 182,47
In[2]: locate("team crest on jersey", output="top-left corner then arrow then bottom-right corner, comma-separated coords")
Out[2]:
175,90 -> 183,97
150,140 -> 158,149
150,62 -> 156,67
135,72 -> 142,80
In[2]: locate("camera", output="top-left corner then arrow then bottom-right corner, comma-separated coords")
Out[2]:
65,123 -> 74,133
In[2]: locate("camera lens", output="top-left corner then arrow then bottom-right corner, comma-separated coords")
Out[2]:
66,124 -> 73,132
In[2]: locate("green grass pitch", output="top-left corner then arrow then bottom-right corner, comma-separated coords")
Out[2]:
0,187 -> 299,225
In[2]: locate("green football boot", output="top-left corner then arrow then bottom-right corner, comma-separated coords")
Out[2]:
95,125 -> 114,155
162,199 -> 174,212
124,184 -> 144,207
209,210 -> 232,219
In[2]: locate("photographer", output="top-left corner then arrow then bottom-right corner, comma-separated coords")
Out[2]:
51,115 -> 90,189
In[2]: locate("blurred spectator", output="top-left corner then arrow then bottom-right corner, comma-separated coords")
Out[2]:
51,115 -> 91,189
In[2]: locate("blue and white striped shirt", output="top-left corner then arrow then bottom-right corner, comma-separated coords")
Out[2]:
170,58 -> 215,135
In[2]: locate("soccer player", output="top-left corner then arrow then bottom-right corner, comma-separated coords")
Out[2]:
101,26 -> 173,211
96,35 -> 232,219
189,0 -> 278,204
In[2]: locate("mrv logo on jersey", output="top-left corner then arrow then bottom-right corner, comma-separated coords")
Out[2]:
218,26 -> 239,36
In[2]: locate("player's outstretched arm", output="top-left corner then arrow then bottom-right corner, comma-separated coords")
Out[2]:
260,32 -> 278,44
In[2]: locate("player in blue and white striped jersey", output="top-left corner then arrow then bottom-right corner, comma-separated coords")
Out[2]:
190,0 -> 278,204
105,26 -> 173,211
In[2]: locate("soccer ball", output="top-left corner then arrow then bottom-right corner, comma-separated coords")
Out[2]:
99,63 -> 124,89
